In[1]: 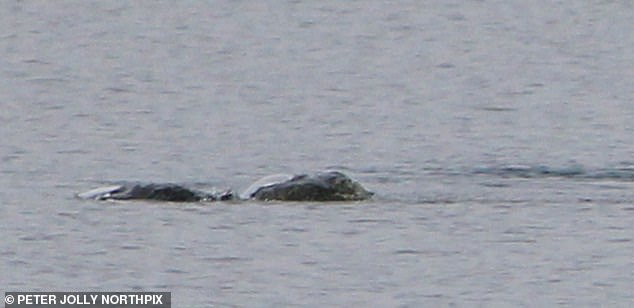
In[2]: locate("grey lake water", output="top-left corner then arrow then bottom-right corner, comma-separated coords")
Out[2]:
1,1 -> 633,307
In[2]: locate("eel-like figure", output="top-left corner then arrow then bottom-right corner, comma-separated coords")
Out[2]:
77,171 -> 372,202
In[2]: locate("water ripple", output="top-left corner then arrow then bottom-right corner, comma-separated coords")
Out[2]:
471,164 -> 634,181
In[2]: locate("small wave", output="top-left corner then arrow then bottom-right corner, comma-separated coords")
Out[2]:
473,164 -> 586,178
472,164 -> 634,181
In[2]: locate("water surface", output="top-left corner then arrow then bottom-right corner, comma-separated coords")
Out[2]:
1,1 -> 633,306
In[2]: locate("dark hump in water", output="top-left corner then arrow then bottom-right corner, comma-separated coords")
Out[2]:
250,171 -> 373,201
251,178 -> 343,201
77,183 -> 231,202
125,183 -> 206,202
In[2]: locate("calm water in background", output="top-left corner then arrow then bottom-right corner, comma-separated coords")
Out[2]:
1,1 -> 633,306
